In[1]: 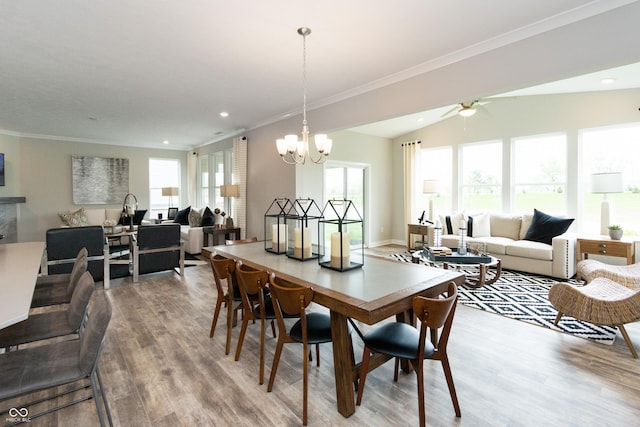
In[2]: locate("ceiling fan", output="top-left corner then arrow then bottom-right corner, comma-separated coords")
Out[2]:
441,100 -> 490,119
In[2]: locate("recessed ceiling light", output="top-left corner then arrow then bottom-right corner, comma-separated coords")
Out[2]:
220,112 -> 229,117
601,77 -> 616,85
162,140 -> 169,145
417,118 -> 424,123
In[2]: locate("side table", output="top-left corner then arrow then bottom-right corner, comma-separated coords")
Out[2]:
576,237 -> 634,265
407,224 -> 430,252
203,226 -> 241,247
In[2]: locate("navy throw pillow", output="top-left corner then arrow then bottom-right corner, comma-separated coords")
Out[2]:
523,209 -> 574,245
200,207 -> 215,227
173,206 -> 191,225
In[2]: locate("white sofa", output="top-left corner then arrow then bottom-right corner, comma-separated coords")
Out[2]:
161,207 -> 225,255
424,211 -> 576,279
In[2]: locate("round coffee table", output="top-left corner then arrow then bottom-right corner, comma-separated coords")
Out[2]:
412,250 -> 502,288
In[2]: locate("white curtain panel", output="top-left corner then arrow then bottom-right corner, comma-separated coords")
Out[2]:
403,141 -> 421,227
187,151 -> 197,206
233,136 -> 248,238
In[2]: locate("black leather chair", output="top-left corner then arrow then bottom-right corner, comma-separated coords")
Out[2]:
43,226 -> 109,288
132,224 -> 184,282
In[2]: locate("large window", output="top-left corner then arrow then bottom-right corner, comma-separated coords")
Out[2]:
581,123 -> 640,234
149,158 -> 181,219
421,146 -> 452,220
460,141 -> 502,212
324,164 -> 366,245
512,133 -> 567,214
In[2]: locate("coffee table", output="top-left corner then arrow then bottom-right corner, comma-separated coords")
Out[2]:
412,248 -> 502,288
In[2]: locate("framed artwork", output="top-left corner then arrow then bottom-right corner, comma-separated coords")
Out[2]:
72,156 -> 129,204
168,207 -> 178,220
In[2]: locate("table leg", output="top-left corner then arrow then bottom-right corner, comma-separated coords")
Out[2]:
330,310 -> 356,418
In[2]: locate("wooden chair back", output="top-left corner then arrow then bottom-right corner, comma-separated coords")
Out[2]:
209,253 -> 236,295
269,274 -> 314,316
412,282 -> 458,353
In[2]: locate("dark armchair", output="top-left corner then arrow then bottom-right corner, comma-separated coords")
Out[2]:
132,224 -> 184,282
42,226 -> 110,288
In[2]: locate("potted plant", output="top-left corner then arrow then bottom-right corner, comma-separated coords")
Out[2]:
608,224 -> 623,240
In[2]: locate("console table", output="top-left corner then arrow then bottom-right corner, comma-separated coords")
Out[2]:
202,226 -> 241,247
407,223 -> 430,251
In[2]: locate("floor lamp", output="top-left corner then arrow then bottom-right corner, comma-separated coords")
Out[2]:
590,172 -> 623,235
422,179 -> 441,222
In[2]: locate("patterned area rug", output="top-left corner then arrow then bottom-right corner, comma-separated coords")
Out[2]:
388,252 -> 617,345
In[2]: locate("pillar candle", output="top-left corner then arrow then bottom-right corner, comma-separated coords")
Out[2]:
294,227 -> 312,258
271,223 -> 286,252
330,232 -> 350,269
459,219 -> 466,229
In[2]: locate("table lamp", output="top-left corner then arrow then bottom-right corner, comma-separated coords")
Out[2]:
162,187 -> 179,208
590,172 -> 623,235
422,179 -> 442,222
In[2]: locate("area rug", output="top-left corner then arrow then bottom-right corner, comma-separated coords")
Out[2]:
387,252 -> 617,345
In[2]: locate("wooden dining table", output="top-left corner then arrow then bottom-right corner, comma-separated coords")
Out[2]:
203,242 -> 465,418
0,241 -> 46,329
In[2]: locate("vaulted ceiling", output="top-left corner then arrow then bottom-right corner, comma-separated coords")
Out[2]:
1,1 -> 639,150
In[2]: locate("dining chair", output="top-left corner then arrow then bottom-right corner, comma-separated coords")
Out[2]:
0,295 -> 113,426
234,261 -> 277,385
0,271 -> 95,350
355,283 -> 460,427
31,248 -> 89,308
266,273 -> 333,426
209,253 -> 243,355
225,236 -> 258,245
35,247 -> 88,288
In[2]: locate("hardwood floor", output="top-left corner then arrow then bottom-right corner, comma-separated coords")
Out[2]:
7,247 -> 640,426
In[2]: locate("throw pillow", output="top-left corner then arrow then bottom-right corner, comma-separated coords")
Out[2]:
117,209 -> 147,225
59,208 -> 89,227
173,206 -> 191,225
200,206 -> 215,227
439,211 -> 465,235
523,209 -> 574,245
468,212 -> 491,237
188,208 -> 203,227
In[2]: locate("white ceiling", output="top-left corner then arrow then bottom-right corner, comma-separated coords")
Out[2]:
1,1 -> 638,150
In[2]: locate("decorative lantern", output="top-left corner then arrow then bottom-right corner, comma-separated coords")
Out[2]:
318,199 -> 363,271
286,198 -> 323,261
264,198 -> 292,254
458,219 -> 467,255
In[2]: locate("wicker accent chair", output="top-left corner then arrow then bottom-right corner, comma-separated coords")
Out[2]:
576,259 -> 640,289
549,278 -> 640,358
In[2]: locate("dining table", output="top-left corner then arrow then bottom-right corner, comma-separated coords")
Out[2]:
203,242 -> 465,418
0,241 -> 46,329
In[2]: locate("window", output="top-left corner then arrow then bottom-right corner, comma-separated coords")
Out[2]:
512,133 -> 567,214
460,141 -> 502,212
421,146 -> 452,220
581,123 -> 640,234
149,158 -> 181,219
324,164 -> 366,245
196,148 -> 234,213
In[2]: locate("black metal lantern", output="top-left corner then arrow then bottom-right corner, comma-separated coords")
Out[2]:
318,199 -> 363,271
264,198 -> 292,254
285,198 -> 323,261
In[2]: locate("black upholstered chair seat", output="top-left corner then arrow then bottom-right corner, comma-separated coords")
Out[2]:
363,322 -> 435,360
290,312 -> 333,344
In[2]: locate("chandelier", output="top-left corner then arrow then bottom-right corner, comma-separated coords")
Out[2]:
276,27 -> 332,165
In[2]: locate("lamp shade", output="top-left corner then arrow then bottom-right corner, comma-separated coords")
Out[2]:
220,184 -> 240,198
162,187 -> 179,197
422,179 -> 442,194
590,173 -> 623,194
